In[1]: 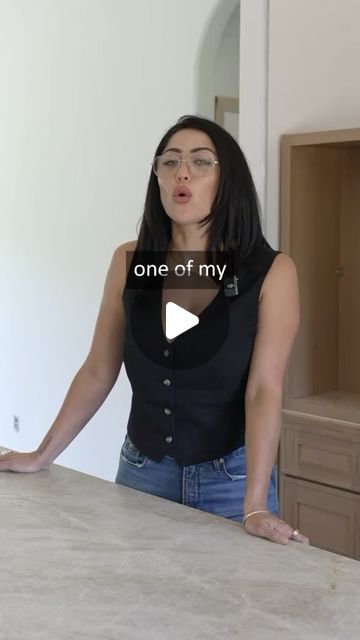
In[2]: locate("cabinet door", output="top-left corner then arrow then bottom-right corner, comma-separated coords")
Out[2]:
281,421 -> 360,491
280,476 -> 360,559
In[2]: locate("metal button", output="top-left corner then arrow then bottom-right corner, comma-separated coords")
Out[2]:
163,378 -> 171,386
164,407 -> 172,416
163,348 -> 170,357
165,435 -> 173,444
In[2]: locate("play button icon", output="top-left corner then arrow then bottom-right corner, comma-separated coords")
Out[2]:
165,302 -> 199,340
127,262 -> 230,369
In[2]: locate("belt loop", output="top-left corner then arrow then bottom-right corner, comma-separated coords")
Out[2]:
213,458 -> 221,471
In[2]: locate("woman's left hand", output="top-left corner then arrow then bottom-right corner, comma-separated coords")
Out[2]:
243,511 -> 310,545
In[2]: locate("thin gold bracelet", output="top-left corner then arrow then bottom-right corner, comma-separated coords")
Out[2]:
242,509 -> 269,526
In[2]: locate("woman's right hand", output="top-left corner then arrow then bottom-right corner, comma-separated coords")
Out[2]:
0,451 -> 48,473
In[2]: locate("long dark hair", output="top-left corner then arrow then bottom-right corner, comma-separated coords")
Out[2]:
137,115 -> 265,264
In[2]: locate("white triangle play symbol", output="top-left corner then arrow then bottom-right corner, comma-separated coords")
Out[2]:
165,302 -> 199,340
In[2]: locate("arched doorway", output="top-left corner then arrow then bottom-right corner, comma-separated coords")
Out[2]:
195,0 -> 269,226
195,0 -> 239,134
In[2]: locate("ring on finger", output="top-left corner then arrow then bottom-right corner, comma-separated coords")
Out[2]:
291,528 -> 300,540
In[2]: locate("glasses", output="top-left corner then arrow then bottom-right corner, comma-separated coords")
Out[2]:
152,153 -> 219,178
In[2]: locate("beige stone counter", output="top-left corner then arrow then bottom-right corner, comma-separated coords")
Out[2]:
0,448 -> 359,639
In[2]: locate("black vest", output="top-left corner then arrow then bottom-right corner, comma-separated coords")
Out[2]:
122,239 -> 281,466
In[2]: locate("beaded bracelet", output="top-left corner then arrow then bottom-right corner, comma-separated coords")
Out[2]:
242,509 -> 269,526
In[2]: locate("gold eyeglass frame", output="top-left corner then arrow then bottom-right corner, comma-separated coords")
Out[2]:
152,155 -> 219,177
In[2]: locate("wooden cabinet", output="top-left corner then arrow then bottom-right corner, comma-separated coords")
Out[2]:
281,412 -> 360,491
281,475 -> 360,559
279,128 -> 360,560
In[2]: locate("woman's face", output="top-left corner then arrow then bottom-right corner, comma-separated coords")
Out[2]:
157,128 -> 219,227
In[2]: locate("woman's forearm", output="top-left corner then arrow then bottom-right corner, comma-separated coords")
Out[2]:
243,388 -> 283,512
35,365 -> 117,467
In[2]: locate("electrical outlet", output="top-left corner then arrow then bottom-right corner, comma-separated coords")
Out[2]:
13,416 -> 20,432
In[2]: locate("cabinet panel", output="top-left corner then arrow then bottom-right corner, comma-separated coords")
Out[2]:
280,129 -> 360,561
280,476 -> 360,559
281,422 -> 360,491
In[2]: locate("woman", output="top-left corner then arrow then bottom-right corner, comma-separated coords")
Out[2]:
0,115 -> 308,546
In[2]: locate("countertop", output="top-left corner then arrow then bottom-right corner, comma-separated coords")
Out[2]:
1,448 -> 359,640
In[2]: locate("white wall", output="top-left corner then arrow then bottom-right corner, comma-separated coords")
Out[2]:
0,0 -> 219,481
238,0 -> 269,224
266,0 -> 360,247
196,0 -> 239,119
214,3 -> 239,99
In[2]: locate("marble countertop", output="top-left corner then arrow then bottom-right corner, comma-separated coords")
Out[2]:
1,450 -> 359,640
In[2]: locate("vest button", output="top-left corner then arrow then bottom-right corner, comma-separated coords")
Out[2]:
163,348 -> 170,357
165,435 -> 173,444
164,407 -> 172,416
163,378 -> 171,386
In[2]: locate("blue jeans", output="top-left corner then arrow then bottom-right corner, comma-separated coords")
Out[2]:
115,434 -> 279,522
